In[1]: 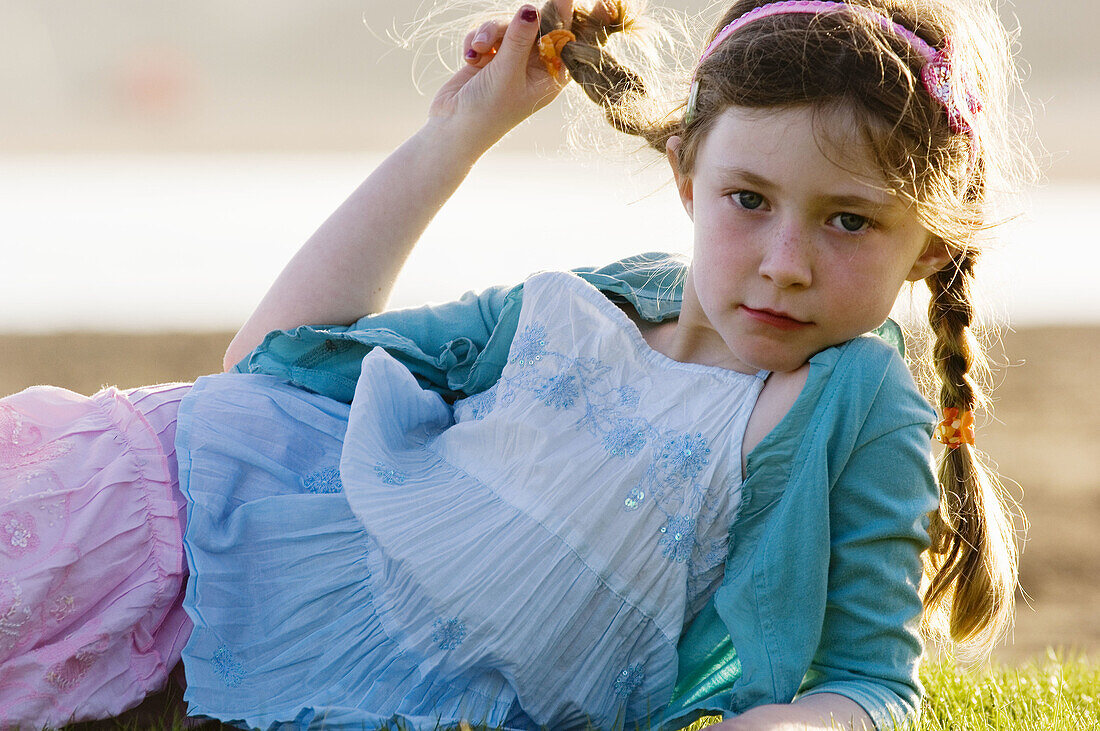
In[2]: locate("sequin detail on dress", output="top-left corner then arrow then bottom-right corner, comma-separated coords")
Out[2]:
613,663 -> 645,698
657,433 -> 710,481
658,515 -> 697,563
603,419 -> 647,458
510,324 -> 547,367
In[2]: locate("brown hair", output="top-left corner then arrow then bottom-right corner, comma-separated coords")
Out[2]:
533,0 -> 1031,655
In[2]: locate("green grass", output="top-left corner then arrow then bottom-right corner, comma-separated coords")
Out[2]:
911,648 -> 1099,730
58,649 -> 1099,731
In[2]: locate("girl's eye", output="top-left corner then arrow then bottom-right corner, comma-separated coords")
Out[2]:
732,191 -> 765,210
831,212 -> 871,233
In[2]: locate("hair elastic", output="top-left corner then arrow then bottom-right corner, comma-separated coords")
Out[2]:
935,407 -> 975,449
684,1 -> 981,157
538,29 -> 576,77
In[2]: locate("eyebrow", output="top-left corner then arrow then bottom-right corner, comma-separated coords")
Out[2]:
715,166 -> 895,211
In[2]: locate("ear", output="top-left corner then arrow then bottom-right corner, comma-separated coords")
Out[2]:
666,135 -> 694,220
905,237 -> 952,282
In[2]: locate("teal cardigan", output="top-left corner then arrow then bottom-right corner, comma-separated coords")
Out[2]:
231,252 -> 938,730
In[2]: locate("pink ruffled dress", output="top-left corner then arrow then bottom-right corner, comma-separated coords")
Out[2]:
0,382 -> 192,728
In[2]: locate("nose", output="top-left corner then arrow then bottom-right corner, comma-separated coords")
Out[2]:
759,220 -> 812,288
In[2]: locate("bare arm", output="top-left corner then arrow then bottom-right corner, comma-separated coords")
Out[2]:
223,1 -> 575,372
711,693 -> 875,730
222,120 -> 486,371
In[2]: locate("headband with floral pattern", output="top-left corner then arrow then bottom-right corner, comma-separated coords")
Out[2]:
685,0 -> 982,164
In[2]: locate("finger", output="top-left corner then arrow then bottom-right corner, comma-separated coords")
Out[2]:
471,21 -> 504,52
589,0 -> 618,24
473,46 -> 498,69
552,0 -> 573,30
463,29 -> 477,63
465,24 -> 503,66
493,4 -> 542,70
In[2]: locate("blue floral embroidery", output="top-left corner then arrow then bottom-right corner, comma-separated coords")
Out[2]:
703,539 -> 727,568
432,617 -> 467,651
537,373 -> 579,409
373,462 -> 407,485
510,324 -> 548,367
617,384 -> 640,408
658,514 -> 696,563
613,662 -> 646,697
498,316 -> 726,570
603,418 -> 648,458
460,386 -> 498,421
657,433 -> 710,481
212,644 -> 243,688
302,466 -> 343,494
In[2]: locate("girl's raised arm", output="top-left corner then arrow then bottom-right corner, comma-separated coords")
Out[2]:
223,2 -> 572,372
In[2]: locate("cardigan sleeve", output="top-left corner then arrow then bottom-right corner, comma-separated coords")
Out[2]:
227,251 -> 688,404
795,357 -> 939,729
229,282 -> 519,403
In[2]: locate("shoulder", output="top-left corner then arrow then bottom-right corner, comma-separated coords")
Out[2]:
822,335 -> 937,438
794,336 -> 937,495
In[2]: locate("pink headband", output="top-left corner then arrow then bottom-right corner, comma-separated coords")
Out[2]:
686,1 -> 981,155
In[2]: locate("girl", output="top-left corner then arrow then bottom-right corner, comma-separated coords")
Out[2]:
0,0 -> 1030,728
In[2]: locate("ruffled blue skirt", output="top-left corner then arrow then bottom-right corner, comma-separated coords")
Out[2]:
174,373 -> 528,731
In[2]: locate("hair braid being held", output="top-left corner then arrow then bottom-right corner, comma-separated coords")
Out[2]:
533,0 -> 655,135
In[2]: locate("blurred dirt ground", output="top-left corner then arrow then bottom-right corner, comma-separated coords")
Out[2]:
1,326 -> 1097,664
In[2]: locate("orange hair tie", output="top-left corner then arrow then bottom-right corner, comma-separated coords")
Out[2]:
935,407 -> 975,449
538,29 -> 575,77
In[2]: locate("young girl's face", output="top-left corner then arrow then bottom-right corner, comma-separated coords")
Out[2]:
667,104 -> 947,374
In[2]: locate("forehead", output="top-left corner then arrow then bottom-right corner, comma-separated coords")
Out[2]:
696,105 -> 889,196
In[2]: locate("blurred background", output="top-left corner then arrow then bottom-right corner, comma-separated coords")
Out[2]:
1,0 -> 1097,665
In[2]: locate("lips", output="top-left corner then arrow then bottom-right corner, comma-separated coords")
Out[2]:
740,305 -> 812,331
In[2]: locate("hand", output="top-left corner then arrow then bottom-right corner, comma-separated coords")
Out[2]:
427,1 -> 573,148
700,695 -> 875,731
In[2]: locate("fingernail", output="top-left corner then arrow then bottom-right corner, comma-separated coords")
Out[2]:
465,48 -> 478,59
521,6 -> 538,23
474,32 -> 489,45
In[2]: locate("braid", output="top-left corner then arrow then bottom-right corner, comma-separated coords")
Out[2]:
928,254 -> 979,409
537,0 -> 674,147
923,252 -> 1019,649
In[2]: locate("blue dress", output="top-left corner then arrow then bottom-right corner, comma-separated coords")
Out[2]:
174,271 -> 767,730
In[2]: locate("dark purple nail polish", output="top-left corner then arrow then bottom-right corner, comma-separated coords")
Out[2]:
466,48 -> 478,59
521,7 -> 538,23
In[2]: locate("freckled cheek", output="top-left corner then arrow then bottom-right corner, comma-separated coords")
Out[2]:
695,232 -> 753,274
828,274 -> 901,330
